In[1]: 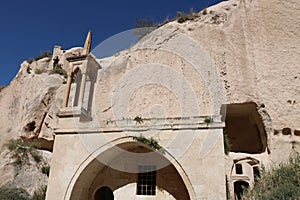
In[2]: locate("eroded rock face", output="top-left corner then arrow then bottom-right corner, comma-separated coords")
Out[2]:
94,0 -> 300,164
0,66 -> 63,149
0,148 -> 51,196
0,46 -> 83,193
0,46 -> 85,148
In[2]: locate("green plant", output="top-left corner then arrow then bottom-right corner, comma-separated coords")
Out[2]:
176,11 -> 198,23
35,68 -> 46,74
134,17 -> 157,40
27,51 -> 52,64
41,165 -> 50,177
32,152 -> 43,163
0,185 -> 31,200
223,134 -> 231,155
133,135 -> 165,154
34,51 -> 52,61
204,116 -> 214,124
242,155 -> 300,199
4,139 -> 42,165
0,185 -> 47,200
32,185 -> 47,200
135,17 -> 156,28
157,17 -> 170,27
49,67 -> 67,78
134,116 -> 144,124
177,13 -> 190,23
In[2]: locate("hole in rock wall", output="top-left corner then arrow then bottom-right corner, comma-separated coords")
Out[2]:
282,127 -> 291,135
221,103 -> 267,154
23,121 -> 36,132
274,129 -> 279,135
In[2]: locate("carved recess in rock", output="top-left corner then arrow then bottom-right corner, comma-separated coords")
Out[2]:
294,130 -> 300,137
282,127 -> 292,135
221,102 -> 268,154
21,87 -> 59,150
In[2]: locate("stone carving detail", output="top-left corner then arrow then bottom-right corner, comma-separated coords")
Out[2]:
59,32 -> 101,121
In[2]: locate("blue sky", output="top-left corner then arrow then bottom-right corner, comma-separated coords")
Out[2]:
0,0 -> 222,85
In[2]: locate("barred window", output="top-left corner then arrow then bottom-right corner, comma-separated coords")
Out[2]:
137,165 -> 156,195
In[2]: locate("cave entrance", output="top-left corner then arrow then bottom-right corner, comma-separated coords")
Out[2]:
234,181 -> 249,200
221,103 -> 267,154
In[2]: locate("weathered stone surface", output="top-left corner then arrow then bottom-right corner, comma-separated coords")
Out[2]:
95,0 -> 300,164
0,46 -> 83,194
89,0 -> 300,198
0,0 -> 300,198
0,149 -> 50,196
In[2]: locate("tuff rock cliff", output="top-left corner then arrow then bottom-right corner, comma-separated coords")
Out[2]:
0,0 -> 299,197
0,46 -> 84,195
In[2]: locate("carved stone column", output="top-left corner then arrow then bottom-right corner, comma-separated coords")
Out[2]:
78,71 -> 87,108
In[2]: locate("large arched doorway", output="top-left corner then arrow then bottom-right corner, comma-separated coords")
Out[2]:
68,140 -> 193,200
94,186 -> 114,200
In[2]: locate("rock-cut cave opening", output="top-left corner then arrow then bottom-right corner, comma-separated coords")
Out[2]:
221,103 -> 268,154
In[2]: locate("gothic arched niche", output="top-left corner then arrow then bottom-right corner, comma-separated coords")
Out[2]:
73,68 -> 82,107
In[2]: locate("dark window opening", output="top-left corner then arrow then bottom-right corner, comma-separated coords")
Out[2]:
137,165 -> 156,196
253,166 -> 260,181
94,186 -> 114,200
235,164 -> 243,174
73,69 -> 82,106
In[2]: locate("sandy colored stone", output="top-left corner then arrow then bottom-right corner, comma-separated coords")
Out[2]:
0,0 -> 300,199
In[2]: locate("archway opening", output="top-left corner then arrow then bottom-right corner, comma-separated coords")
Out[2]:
73,68 -> 82,107
94,186 -> 114,200
221,103 -> 267,153
69,141 -> 191,200
234,181 -> 249,200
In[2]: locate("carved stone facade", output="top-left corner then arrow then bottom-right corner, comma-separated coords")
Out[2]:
46,0 -> 300,198
46,33 -> 227,200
